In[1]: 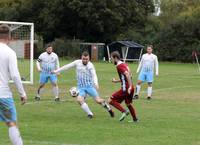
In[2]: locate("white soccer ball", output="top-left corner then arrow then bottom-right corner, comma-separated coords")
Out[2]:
69,87 -> 79,97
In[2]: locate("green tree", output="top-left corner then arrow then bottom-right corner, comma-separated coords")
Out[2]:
155,1 -> 200,62
0,0 -> 155,43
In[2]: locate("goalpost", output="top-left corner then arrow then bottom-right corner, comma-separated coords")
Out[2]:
0,21 -> 34,84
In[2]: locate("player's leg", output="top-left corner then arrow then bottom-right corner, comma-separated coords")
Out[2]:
147,82 -> 153,100
0,98 -> 23,145
146,71 -> 154,100
50,74 -> 60,101
87,87 -> 114,117
108,89 -> 128,121
77,87 -> 93,118
134,71 -> 145,99
51,82 -> 60,101
125,88 -> 138,122
7,122 -> 23,145
134,80 -> 142,99
126,103 -> 138,122
35,72 -> 48,101
35,83 -> 45,101
95,97 -> 115,117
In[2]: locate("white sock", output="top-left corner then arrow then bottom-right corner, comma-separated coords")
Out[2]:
9,126 -> 23,145
147,86 -> 152,97
81,103 -> 93,115
101,101 -> 111,111
53,86 -> 59,98
136,85 -> 141,95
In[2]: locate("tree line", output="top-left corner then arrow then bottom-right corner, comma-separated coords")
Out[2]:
0,0 -> 200,62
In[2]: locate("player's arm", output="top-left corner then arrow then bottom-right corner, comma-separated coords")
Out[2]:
136,55 -> 144,73
9,52 -> 27,105
155,56 -> 159,76
55,55 -> 60,75
124,71 -> 133,94
112,78 -> 121,83
90,64 -> 99,89
36,55 -> 42,72
53,60 -> 77,74
56,55 -> 60,69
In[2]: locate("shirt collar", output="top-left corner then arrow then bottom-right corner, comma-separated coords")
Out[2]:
117,61 -> 123,66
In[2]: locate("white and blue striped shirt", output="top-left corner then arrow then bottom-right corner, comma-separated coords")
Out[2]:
137,53 -> 159,75
36,52 -> 60,74
55,60 -> 98,87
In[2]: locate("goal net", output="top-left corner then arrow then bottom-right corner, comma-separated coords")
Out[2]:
0,21 -> 34,84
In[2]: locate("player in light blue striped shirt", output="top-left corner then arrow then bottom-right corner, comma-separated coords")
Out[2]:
54,52 -> 114,118
36,44 -> 60,101
134,45 -> 159,100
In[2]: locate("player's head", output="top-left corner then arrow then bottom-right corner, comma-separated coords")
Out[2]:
147,45 -> 153,54
46,44 -> 53,54
81,51 -> 90,65
111,51 -> 121,65
0,24 -> 11,43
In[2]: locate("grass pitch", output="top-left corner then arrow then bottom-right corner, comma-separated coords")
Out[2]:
0,61 -> 200,145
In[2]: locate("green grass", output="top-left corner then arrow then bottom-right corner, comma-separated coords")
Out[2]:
0,61 -> 200,145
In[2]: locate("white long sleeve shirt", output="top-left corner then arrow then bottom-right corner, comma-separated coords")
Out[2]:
0,42 -> 26,98
55,60 -> 98,87
36,52 -> 60,74
137,53 -> 159,75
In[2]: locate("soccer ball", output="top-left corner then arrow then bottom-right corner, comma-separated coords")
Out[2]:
69,87 -> 79,97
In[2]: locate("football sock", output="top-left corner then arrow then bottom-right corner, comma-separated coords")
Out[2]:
109,100 -> 126,113
9,126 -> 23,145
53,86 -> 59,98
81,103 -> 93,115
147,86 -> 152,97
127,104 -> 137,120
101,101 -> 111,111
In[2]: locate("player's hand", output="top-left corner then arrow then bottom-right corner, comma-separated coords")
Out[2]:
156,74 -> 159,77
38,69 -> 42,72
127,86 -> 132,94
95,84 -> 99,90
52,70 -> 56,74
20,96 -> 27,105
112,78 -> 118,83
56,72 -> 61,76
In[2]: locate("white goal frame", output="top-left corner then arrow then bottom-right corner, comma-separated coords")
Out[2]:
0,21 -> 34,84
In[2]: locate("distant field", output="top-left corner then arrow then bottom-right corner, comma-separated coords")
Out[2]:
0,61 -> 200,145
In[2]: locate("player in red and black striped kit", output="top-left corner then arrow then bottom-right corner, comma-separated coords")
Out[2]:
108,51 -> 138,122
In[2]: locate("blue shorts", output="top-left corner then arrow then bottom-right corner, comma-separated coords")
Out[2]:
0,98 -> 17,122
40,72 -> 57,84
78,86 -> 99,98
138,71 -> 154,82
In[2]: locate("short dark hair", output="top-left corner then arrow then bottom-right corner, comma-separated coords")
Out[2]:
46,43 -> 53,48
0,24 -> 10,39
111,51 -> 121,59
82,51 -> 89,57
147,45 -> 153,49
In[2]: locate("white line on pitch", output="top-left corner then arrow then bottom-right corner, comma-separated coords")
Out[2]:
140,85 -> 197,93
25,140 -> 89,145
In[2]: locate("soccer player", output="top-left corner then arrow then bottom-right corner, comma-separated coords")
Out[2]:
35,44 -> 60,102
108,51 -> 138,122
53,51 -> 114,118
134,45 -> 159,100
0,24 -> 27,145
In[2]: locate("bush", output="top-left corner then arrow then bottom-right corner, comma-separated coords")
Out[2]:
52,39 -> 82,59
35,38 -> 82,59
154,6 -> 200,63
